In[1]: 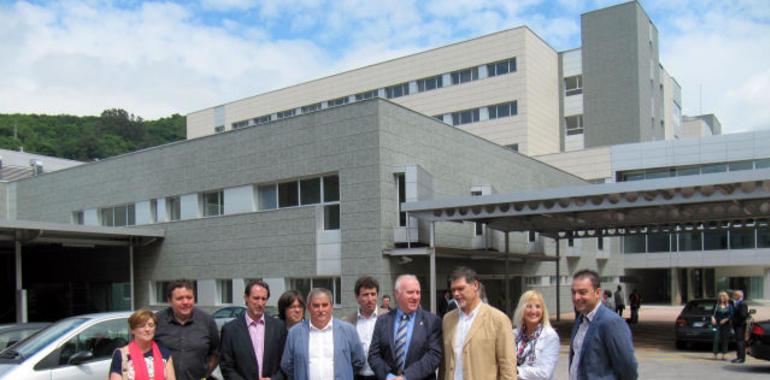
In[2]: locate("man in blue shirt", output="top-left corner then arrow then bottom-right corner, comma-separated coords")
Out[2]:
368,274 -> 442,380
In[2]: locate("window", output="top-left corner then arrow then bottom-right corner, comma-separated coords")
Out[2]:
253,115 -> 271,125
756,158 -> 770,169
300,178 -> 321,205
528,231 -> 537,242
167,196 -> 181,221
450,67 -> 478,84
355,90 -> 378,101
487,58 -> 516,77
729,161 -> 753,172
278,181 -> 299,207
550,276 -> 569,286
153,280 -> 197,304
597,236 -> 604,250
487,102 -> 517,119
150,199 -> 158,223
676,167 -> 699,177
701,163 -> 727,174
451,108 -> 480,126
100,204 -> 135,227
202,190 -> 224,217
385,83 -> 410,99
564,75 -> 583,96
290,277 -> 342,305
217,279 -> 233,304
323,175 -> 340,202
214,125 -> 225,133
324,204 -> 340,230
565,115 -> 584,135
327,97 -> 348,108
396,173 -> 406,227
276,109 -> 295,120
257,184 -> 277,210
730,229 -> 755,249
301,103 -> 322,113
232,120 -> 249,129
53,318 -> 130,366
568,238 -> 574,247
505,144 -> 519,152
417,75 -> 443,92
525,277 -> 540,286
73,211 -> 84,225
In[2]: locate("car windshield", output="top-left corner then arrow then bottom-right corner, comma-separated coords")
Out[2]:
1,318 -> 88,359
684,301 -> 716,313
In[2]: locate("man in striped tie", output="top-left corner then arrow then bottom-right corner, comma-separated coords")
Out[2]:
368,274 -> 443,380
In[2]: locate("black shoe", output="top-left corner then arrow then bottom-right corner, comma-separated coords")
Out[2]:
731,358 -> 745,363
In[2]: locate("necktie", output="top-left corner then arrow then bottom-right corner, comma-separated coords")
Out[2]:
394,314 -> 409,372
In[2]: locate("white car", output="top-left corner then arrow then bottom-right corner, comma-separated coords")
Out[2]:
0,312 -> 131,380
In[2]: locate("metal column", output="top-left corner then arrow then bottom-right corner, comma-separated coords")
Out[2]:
505,232 -> 511,316
555,237 -> 560,322
129,241 -> 135,310
15,240 -> 27,323
429,221 -> 436,314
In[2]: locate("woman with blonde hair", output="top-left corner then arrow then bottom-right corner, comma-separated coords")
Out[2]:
512,290 -> 560,380
711,291 -> 733,360
110,309 -> 176,380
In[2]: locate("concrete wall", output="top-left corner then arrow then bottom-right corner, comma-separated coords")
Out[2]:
534,146 -> 612,182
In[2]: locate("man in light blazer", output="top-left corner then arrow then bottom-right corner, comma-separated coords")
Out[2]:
281,287 -> 366,380
569,269 -> 637,380
220,280 -> 287,380
441,267 -> 516,380
368,274 -> 443,380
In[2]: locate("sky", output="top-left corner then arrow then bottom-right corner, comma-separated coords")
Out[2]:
0,0 -> 768,134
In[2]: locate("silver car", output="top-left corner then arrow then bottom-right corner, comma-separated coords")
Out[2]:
0,312 -> 131,380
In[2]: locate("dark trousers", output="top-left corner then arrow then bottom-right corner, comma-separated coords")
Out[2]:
630,306 -> 639,324
355,375 -> 378,380
616,304 -> 625,317
713,324 -> 730,354
734,324 -> 746,360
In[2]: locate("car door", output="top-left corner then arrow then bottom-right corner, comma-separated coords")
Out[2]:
34,318 -> 129,380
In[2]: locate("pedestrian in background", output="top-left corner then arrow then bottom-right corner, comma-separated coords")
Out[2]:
711,291 -> 733,360
513,290 -> 559,380
601,290 -> 614,311
731,290 -> 749,363
629,289 -> 641,324
614,285 -> 625,318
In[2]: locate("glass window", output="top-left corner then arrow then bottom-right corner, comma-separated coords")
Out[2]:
232,120 -> 249,129
278,181 -> 299,207
385,83 -> 410,99
645,168 -> 673,179
701,163 -> 727,174
703,230 -> 728,250
323,175 -> 340,202
202,191 -> 223,217
276,109 -> 296,120
253,115 -> 271,125
154,281 -> 171,304
73,211 -> 84,225
397,173 -> 406,227
301,103 -> 322,113
565,115 -> 584,135
101,208 -> 114,227
487,58 -> 516,77
354,90 -> 378,101
150,199 -> 158,223
258,185 -> 277,210
214,125 -> 225,133
167,196 -> 181,221
324,204 -> 340,230
678,231 -> 702,251
730,229 -> 755,249
676,167 -> 699,177
417,75 -> 443,92
564,75 -> 583,96
451,109 -> 480,126
326,97 -> 348,108
729,161 -> 753,172
217,279 -> 233,304
647,233 -> 671,252
755,158 -> 770,169
451,67 -> 479,84
488,102 -> 517,119
291,278 -> 311,302
597,237 -> 604,250
56,318 -> 130,366
623,235 -> 645,253
505,144 -> 519,152
300,178 -> 321,205
758,227 -> 770,248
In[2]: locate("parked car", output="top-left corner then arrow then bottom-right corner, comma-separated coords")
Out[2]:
748,318 -> 770,361
213,306 -> 246,330
675,298 -> 735,349
0,323 -> 51,350
0,312 -> 131,380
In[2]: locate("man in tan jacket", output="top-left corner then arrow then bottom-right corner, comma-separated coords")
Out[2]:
441,266 -> 517,380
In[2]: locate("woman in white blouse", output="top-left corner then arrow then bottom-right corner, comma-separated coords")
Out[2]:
512,290 -> 560,380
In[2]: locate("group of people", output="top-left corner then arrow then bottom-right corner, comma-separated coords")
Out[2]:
600,285 -> 642,324
711,290 -> 750,363
108,267 -> 639,380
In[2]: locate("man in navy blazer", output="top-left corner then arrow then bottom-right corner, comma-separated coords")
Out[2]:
368,274 -> 442,380
569,269 -> 638,380
281,287 -> 366,380
220,280 -> 287,380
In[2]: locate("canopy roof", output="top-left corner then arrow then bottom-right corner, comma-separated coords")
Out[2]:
0,219 -> 164,247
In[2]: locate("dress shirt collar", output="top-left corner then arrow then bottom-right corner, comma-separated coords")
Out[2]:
582,301 -> 602,323
358,306 -> 379,320
395,308 -> 416,321
460,301 -> 482,319
245,312 -> 265,326
310,318 -> 334,332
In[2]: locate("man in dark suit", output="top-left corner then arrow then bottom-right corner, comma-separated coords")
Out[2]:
368,274 -> 442,380
220,280 -> 287,380
569,269 -> 637,380
731,290 -> 750,363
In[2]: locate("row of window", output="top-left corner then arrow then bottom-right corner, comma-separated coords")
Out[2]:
618,158 -> 770,182
524,275 -> 570,286
436,101 -> 519,127
623,227 -> 770,253
76,175 -> 341,231
224,57 -> 518,132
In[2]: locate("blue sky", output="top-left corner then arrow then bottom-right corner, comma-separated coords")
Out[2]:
1,0 -> 769,133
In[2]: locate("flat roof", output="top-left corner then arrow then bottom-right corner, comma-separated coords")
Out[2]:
402,169 -> 770,238
0,219 -> 164,247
